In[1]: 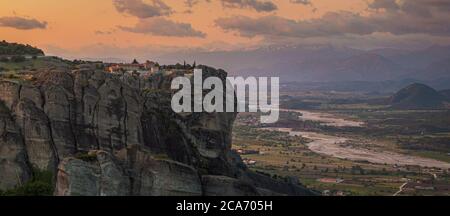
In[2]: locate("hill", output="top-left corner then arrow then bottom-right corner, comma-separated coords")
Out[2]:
390,83 -> 446,109
439,89 -> 450,102
0,40 -> 44,56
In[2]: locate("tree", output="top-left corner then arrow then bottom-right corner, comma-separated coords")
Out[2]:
11,55 -> 26,62
0,40 -> 44,55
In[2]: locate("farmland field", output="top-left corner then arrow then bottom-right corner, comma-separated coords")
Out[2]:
232,90 -> 450,196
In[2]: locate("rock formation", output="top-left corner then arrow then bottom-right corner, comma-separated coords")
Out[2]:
0,63 -> 315,196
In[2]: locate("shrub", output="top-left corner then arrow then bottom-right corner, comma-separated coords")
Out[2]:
4,73 -> 19,79
0,168 -> 54,196
75,152 -> 97,162
153,153 -> 170,160
3,181 -> 53,196
11,55 -> 26,62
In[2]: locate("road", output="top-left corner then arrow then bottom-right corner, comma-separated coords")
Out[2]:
393,182 -> 408,196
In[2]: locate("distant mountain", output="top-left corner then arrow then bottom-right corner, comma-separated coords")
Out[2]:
420,58 -> 450,80
333,53 -> 406,81
368,48 -> 412,59
158,45 -> 410,82
156,44 -> 450,85
439,89 -> 450,102
157,45 -> 363,81
388,45 -> 450,70
389,83 -> 446,109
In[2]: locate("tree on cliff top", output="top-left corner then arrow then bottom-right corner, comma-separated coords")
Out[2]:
0,40 -> 44,56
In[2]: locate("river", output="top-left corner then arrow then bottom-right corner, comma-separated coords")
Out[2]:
264,110 -> 450,169
280,109 -> 364,127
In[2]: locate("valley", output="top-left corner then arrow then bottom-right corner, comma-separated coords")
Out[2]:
232,88 -> 450,196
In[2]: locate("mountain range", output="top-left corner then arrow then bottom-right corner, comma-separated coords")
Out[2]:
156,44 -> 450,86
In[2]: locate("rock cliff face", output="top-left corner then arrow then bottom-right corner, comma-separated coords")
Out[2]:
0,63 -> 315,196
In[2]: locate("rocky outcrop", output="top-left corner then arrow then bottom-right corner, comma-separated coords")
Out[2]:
56,146 -> 205,196
0,104 -> 31,189
201,175 -> 260,196
56,151 -> 130,196
14,98 -> 58,171
0,63 -> 314,196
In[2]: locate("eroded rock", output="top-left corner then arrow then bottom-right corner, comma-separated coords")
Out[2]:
0,65 -> 314,196
0,108 -> 31,189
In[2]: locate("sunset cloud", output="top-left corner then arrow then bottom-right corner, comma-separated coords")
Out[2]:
0,16 -> 47,30
119,17 -> 206,38
2,0 -> 450,58
185,0 -> 201,8
220,0 -> 277,12
290,0 -> 311,6
368,0 -> 399,11
216,0 -> 450,38
215,13 -> 375,38
113,0 -> 172,18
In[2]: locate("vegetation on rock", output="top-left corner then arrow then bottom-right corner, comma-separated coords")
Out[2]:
0,40 -> 44,56
0,168 -> 54,196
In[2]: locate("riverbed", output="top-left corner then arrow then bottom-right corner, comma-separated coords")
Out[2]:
280,109 -> 364,127
263,110 -> 450,169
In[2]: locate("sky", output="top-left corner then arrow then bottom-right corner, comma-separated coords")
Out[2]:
1,0 -> 450,59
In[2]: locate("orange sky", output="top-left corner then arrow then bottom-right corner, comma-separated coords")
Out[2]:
2,0 -> 449,60
0,0 -> 368,53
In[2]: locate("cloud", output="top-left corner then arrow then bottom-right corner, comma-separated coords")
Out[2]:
215,13 -> 376,38
119,17 -> 206,38
368,0 -> 399,11
113,0 -> 172,18
184,0 -> 213,8
290,0 -> 311,6
0,16 -> 47,30
185,0 -> 200,8
95,29 -> 115,35
220,0 -> 277,12
216,0 -> 450,38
